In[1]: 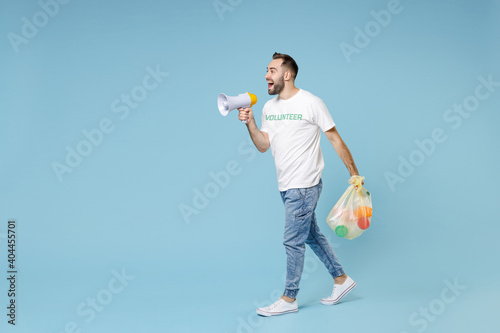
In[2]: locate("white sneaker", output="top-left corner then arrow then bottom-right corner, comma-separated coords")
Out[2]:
256,298 -> 298,317
321,276 -> 357,305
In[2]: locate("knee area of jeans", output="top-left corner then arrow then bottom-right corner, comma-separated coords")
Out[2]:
294,209 -> 313,220
283,240 -> 306,250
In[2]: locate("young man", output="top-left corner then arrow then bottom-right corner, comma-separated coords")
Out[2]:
238,53 -> 361,316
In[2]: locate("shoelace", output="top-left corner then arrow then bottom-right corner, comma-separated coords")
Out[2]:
269,299 -> 284,309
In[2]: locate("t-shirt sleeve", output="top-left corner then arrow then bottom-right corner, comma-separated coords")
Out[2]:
260,105 -> 269,133
312,100 -> 335,132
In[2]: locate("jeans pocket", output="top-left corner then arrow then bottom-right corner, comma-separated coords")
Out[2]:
296,189 -> 313,219
297,188 -> 306,201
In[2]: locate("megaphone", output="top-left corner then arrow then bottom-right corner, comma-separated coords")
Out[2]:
217,92 -> 257,123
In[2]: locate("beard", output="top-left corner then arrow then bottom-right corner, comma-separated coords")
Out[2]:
268,75 -> 285,95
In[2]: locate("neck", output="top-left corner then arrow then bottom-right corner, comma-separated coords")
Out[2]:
279,84 -> 300,100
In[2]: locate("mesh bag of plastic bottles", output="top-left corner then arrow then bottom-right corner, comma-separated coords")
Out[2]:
326,176 -> 372,240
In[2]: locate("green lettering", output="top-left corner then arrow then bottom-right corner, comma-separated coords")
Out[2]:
265,114 -> 307,121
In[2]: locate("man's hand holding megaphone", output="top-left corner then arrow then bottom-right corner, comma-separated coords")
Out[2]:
238,107 -> 254,125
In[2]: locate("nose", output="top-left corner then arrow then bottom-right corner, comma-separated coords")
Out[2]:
265,72 -> 271,80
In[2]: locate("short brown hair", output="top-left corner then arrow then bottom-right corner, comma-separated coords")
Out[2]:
272,52 -> 298,80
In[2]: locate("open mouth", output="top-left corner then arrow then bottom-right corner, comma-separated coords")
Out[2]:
268,82 -> 274,89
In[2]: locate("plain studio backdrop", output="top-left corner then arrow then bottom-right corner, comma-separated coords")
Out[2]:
1,0 -> 499,332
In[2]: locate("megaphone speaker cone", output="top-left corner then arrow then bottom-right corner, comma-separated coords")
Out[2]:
217,93 -> 230,116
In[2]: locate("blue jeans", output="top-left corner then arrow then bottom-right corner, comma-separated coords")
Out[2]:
280,179 -> 345,299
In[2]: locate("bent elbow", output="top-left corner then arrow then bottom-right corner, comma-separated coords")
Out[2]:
258,145 -> 269,153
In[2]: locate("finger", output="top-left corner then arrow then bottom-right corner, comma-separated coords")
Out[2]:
238,111 -> 249,121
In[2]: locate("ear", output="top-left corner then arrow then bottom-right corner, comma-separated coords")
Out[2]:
284,70 -> 291,81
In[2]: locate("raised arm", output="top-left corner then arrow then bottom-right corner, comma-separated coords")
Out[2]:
239,107 -> 270,153
324,126 -> 359,177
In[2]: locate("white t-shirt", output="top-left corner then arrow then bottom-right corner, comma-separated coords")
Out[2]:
260,89 -> 335,191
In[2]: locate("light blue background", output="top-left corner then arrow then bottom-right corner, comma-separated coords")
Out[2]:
1,0 -> 499,332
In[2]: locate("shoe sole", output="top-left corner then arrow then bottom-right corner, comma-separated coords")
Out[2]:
256,308 -> 298,317
320,281 -> 357,305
